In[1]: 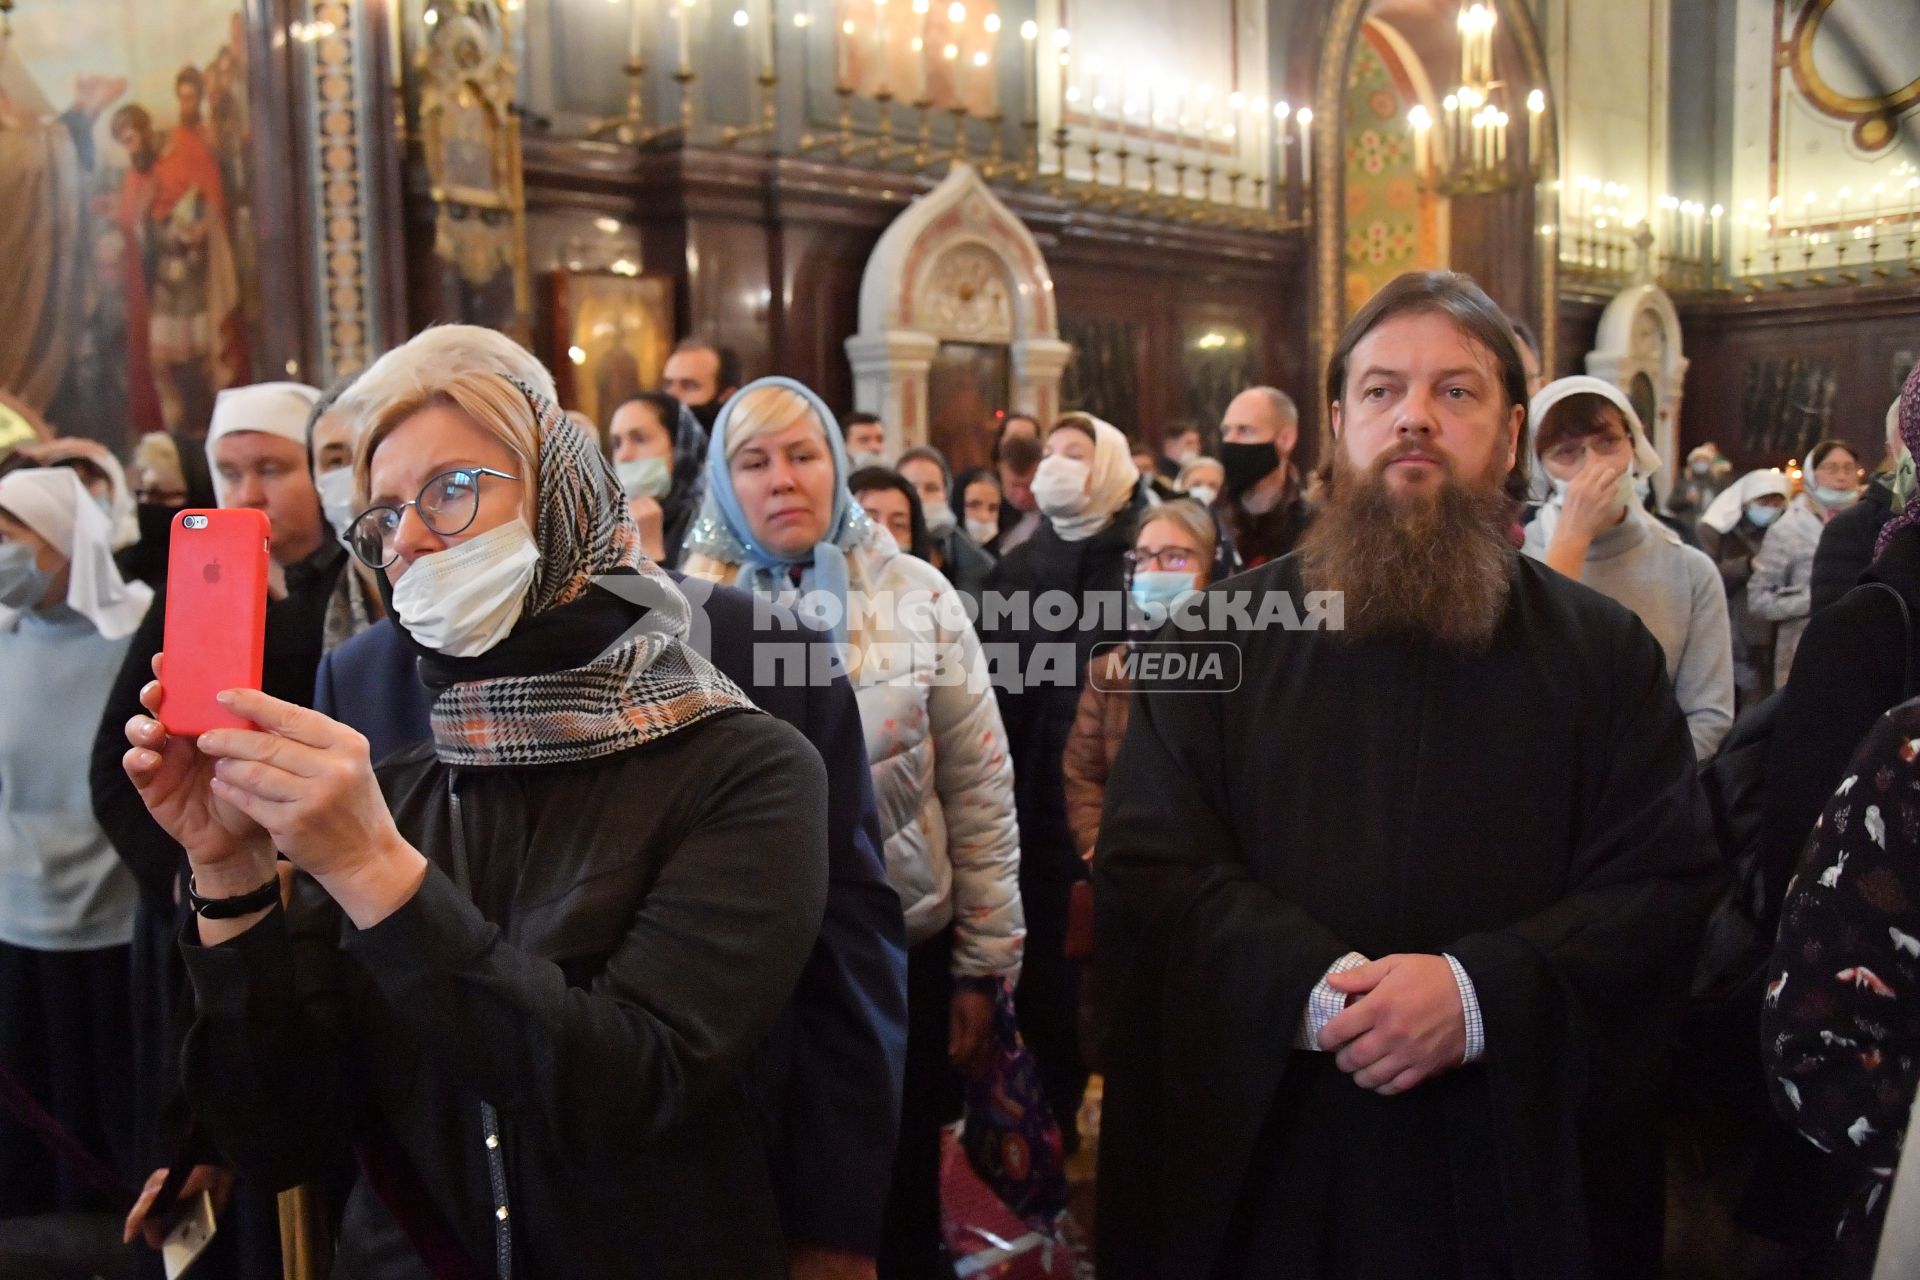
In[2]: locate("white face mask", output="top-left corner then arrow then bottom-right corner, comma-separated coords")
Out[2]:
615,455 -> 672,501
1032,455 -> 1092,520
1185,483 -> 1219,507
965,516 -> 999,546
390,517 -> 540,657
1547,471 -> 1637,514
921,498 -> 957,539
315,466 -> 358,539
848,450 -> 889,472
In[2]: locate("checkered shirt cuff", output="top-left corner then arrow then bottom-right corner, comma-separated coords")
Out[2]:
1295,951 -> 1369,1050
1443,953 -> 1485,1063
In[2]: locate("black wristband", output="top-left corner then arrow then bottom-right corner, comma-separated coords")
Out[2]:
186,873 -> 281,919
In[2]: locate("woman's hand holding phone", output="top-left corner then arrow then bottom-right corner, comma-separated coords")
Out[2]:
128,658 -> 429,932
123,653 -> 277,908
192,688 -> 428,930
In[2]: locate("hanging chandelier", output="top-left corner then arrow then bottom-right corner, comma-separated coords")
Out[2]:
1406,2 -> 1542,197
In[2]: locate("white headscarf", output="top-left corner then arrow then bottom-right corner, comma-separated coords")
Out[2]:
1700,469 -> 1791,536
1528,375 -> 1675,546
0,467 -> 153,639
205,381 -> 321,505
1046,414 -> 1140,542
20,438 -> 140,551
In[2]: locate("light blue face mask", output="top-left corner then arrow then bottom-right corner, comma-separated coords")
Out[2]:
0,540 -> 54,610
1745,502 -> 1782,529
1130,570 -> 1198,618
1810,483 -> 1860,510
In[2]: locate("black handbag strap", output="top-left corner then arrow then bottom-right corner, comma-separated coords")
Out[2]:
1852,581 -> 1915,701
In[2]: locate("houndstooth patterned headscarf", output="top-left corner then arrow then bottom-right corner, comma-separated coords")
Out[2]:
426,376 -> 758,768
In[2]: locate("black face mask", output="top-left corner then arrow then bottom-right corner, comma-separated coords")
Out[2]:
1219,441 -> 1281,499
688,399 -> 722,433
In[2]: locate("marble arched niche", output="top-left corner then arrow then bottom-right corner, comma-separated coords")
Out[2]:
846,162 -> 1070,456
1586,281 -> 1689,480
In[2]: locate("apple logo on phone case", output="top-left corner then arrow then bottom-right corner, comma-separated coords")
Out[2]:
203,560 -> 222,584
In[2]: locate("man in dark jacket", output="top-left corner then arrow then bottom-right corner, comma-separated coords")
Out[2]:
1214,385 -> 1314,570
312,576 -> 910,1275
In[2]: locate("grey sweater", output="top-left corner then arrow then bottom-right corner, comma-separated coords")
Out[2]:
1524,509 -> 1735,759
0,606 -> 138,950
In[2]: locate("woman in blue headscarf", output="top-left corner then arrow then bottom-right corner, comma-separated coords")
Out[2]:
681,377 -> 1024,1278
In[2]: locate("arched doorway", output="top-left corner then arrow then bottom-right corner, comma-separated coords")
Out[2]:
1308,0 -> 1560,436
846,162 -> 1071,474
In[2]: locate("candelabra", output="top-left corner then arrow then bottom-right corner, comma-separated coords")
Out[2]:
587,58 -> 687,146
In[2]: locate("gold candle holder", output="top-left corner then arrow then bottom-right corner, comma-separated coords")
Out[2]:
1082,138 -> 1105,203
949,103 -> 971,165
980,112 -> 1007,179
1051,125 -> 1072,195
1836,236 -> 1858,284
675,67 -> 696,135
797,84 -> 856,156
721,69 -> 780,148
588,56 -> 683,145
1111,138 -> 1135,210
1017,116 -> 1039,183
874,89 -> 899,164
912,96 -> 935,168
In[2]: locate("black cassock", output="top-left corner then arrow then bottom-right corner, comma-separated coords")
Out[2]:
1092,554 -> 1717,1280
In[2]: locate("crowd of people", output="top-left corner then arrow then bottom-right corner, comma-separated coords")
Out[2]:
1,274 -> 1918,1280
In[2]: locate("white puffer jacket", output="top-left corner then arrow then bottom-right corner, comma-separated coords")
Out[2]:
1748,495 -> 1827,687
843,529 -> 1024,977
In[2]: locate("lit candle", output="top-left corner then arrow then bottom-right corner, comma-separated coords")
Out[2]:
1273,99 -> 1290,202
917,0 -> 931,100
676,0 -> 692,73
757,0 -> 773,75
1020,20 -> 1037,122
1443,94 -> 1458,168
1297,106 -> 1312,189
1195,79 -> 1213,197
1710,203 -> 1723,271
627,0 -> 647,63
1409,105 -> 1431,177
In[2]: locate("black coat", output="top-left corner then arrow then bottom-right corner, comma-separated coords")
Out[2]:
181,711 -> 830,1279
979,499 -> 1143,884
935,527 -> 995,615
1093,554 -> 1714,1279
1763,522 -> 1920,911
312,580 -> 910,1256
1810,477 -> 1895,615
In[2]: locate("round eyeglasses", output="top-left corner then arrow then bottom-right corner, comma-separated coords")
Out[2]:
344,467 -> 520,569
1125,545 -> 1198,574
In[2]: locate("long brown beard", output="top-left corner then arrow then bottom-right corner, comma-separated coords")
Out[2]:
1298,442 -> 1519,651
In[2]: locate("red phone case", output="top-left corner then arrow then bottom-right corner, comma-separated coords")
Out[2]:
161,508 -> 270,737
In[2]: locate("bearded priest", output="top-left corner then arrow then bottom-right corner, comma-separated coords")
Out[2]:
1091,271 -> 1716,1280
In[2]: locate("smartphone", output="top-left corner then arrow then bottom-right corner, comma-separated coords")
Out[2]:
161,508 -> 269,737
161,1188 -> 218,1279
